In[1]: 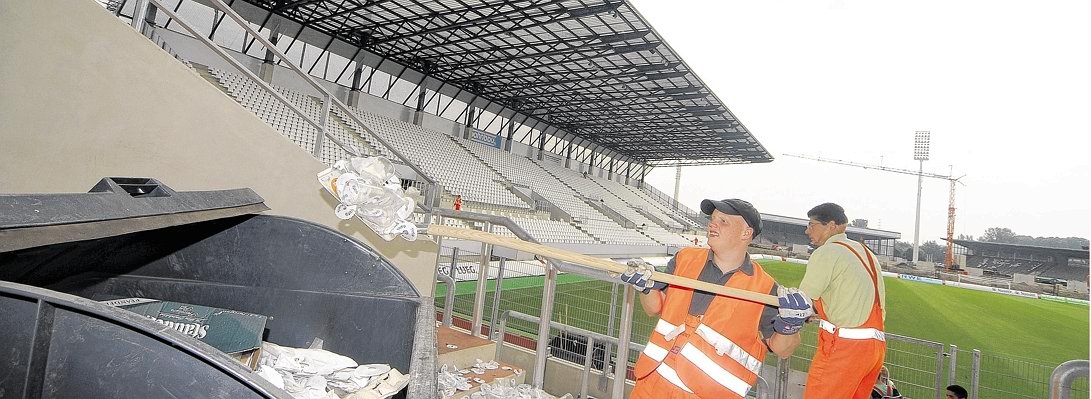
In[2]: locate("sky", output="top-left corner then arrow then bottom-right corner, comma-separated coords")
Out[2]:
630,0 -> 1090,242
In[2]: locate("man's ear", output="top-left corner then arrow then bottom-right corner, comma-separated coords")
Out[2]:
741,227 -> 753,239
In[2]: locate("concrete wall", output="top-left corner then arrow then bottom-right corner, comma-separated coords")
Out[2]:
1012,273 -> 1037,286
0,0 -> 438,296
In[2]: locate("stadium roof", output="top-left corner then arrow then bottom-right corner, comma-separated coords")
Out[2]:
226,0 -> 773,166
948,239 -> 1090,259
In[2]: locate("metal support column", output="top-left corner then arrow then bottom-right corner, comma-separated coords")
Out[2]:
488,258 -> 506,340
531,263 -> 558,388
443,245 -> 460,327
464,108 -> 476,139
673,165 -> 682,210
579,336 -> 596,399
970,349 -> 981,399
348,64 -> 364,107
935,346 -> 948,399
775,357 -> 792,399
948,345 -> 958,386
259,28 -> 280,83
599,283 -> 619,392
611,286 -> 636,399
505,120 -> 516,152
471,222 -> 492,337
313,93 -> 330,158
912,159 -> 924,262
130,0 -> 151,32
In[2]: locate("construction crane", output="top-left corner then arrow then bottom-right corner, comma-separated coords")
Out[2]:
783,153 -> 966,270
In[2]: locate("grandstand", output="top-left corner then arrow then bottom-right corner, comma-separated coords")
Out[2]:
757,213 -> 901,259
951,239 -> 1090,282
6,1 -> 1086,398
198,64 -> 709,248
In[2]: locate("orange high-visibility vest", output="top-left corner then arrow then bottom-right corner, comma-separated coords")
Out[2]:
633,247 -> 776,398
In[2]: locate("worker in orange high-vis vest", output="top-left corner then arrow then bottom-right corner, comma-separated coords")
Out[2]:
799,203 -> 887,399
619,199 -> 814,399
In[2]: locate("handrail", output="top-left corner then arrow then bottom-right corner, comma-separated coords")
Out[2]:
1049,360 -> 1089,399
201,0 -> 438,208
435,272 -> 455,328
496,310 -> 770,399
496,310 -> 643,399
145,0 -> 361,158
428,208 -> 617,389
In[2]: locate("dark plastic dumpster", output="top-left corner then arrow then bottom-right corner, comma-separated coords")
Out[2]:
0,178 -> 428,399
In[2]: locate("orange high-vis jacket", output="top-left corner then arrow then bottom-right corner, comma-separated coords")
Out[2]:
633,248 -> 776,398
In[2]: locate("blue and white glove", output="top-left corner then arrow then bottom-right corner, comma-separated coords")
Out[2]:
773,287 -> 814,335
619,259 -> 666,294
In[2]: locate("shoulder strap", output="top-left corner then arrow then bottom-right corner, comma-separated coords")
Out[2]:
832,241 -> 882,305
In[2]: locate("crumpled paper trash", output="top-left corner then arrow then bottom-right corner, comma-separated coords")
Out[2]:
325,156 -> 418,241
258,342 -> 409,399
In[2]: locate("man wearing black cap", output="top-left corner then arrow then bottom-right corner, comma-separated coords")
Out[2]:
624,199 -> 814,399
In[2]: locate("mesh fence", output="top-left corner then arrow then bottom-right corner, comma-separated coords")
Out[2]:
948,347 -> 1090,399
434,246 -> 1087,398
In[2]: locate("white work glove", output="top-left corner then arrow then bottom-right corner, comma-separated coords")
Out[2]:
618,259 -> 666,293
773,287 -> 814,335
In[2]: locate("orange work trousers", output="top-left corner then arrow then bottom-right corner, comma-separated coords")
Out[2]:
630,372 -> 698,399
803,336 -> 885,399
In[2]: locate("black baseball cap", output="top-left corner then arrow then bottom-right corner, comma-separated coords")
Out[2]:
700,198 -> 762,238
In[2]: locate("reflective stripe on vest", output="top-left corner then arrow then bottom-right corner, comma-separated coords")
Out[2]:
695,324 -> 764,374
818,319 -> 886,341
633,247 -> 773,398
656,363 -> 695,393
643,342 -> 669,362
655,319 -> 686,341
679,343 -> 752,397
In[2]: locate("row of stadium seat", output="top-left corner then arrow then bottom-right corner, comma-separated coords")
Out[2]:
205,66 -> 703,247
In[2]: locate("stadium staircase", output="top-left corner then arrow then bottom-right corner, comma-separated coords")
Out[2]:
445,136 -> 542,212
530,160 -> 692,246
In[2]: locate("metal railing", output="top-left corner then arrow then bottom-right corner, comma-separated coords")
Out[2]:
495,310 -> 771,399
431,210 -> 1087,399
1051,360 -> 1090,399
638,182 -> 705,227
132,0 -> 440,215
428,208 -> 625,391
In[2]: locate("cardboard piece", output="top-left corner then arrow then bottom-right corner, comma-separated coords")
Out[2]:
102,298 -> 268,370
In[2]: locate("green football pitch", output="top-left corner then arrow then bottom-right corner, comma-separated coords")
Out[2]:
436,260 -> 1088,396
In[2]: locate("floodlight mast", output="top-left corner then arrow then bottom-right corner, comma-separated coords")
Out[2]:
912,131 -> 931,265
783,144 -> 965,270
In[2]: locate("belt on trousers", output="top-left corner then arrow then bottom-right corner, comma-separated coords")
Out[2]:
818,319 -> 885,341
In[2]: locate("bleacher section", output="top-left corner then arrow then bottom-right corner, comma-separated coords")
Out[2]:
531,160 -> 693,247
207,67 -> 375,166
204,67 -> 710,248
609,180 -> 703,230
967,256 -> 1078,279
346,109 -> 528,210
458,140 -> 655,246
1034,264 -> 1090,282
491,219 -> 598,245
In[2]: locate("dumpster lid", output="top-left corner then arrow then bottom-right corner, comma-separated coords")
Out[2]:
0,177 -> 270,252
